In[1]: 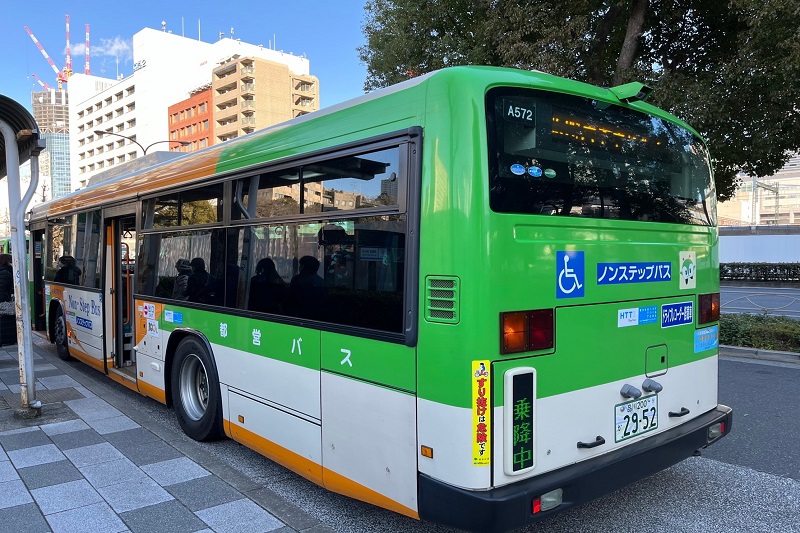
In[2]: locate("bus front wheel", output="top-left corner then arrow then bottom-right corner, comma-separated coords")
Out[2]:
53,307 -> 72,361
171,338 -> 223,441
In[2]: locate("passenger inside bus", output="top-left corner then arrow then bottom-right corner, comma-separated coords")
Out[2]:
248,258 -> 286,314
187,257 -> 216,304
54,256 -> 82,285
172,259 -> 192,301
287,256 -> 327,319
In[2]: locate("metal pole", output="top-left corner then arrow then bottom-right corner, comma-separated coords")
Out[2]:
751,175 -> 757,231
0,119 -> 42,414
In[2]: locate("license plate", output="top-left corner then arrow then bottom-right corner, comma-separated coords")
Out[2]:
615,395 -> 658,442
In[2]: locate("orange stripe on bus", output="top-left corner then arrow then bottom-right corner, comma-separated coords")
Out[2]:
68,347 -> 105,372
228,421 -> 323,486
47,150 -> 222,216
106,371 -> 139,394
323,468 -> 419,520
227,420 -> 419,520
137,379 -> 167,404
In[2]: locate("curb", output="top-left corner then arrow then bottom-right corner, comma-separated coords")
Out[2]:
719,344 -> 800,365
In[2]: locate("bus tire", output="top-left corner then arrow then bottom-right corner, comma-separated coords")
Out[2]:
171,337 -> 223,441
53,306 -> 72,361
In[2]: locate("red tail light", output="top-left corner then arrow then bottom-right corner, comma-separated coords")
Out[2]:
699,292 -> 720,324
501,309 -> 554,354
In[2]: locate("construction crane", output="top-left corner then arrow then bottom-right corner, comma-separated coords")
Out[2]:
85,23 -> 90,75
25,25 -> 68,89
64,15 -> 73,79
31,73 -> 51,91
25,15 -> 80,89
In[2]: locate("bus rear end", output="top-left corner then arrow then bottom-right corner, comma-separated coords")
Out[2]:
416,74 -> 731,532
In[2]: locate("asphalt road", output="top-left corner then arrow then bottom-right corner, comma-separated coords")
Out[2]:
38,341 -> 800,533
703,357 -> 800,480
721,285 -> 800,318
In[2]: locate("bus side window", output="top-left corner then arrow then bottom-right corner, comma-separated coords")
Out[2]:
46,216 -> 74,283
138,228 -> 226,306
79,211 -> 102,288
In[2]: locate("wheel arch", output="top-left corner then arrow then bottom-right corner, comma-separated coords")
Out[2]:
164,328 -> 218,409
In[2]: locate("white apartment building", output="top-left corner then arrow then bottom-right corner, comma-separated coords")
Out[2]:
69,27 -> 313,189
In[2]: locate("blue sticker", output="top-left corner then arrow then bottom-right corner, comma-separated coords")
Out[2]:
694,326 -> 719,353
528,166 -> 543,177
510,164 -> 526,175
661,302 -> 693,328
556,251 -> 584,299
75,317 -> 93,330
617,306 -> 658,327
173,312 -> 184,325
597,262 -> 671,285
638,306 -> 658,324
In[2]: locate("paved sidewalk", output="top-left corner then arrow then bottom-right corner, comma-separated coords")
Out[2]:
0,339 -> 331,533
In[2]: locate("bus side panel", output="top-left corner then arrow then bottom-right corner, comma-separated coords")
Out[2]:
214,342 -> 322,420
321,372 -> 419,518
417,399 -> 491,489
156,304 -> 323,420
227,387 -> 323,485
51,284 -> 104,368
134,301 -> 165,399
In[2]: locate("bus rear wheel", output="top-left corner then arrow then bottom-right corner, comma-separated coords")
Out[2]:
171,337 -> 223,441
53,307 -> 72,361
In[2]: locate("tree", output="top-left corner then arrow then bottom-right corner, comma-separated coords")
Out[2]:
256,196 -> 300,218
359,0 -> 800,201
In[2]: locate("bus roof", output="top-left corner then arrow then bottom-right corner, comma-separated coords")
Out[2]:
29,66 -> 699,221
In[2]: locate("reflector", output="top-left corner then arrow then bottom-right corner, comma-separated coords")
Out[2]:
699,292 -> 720,324
708,422 -> 724,441
501,309 -> 554,354
501,311 -> 528,354
528,309 -> 554,350
540,488 -> 563,511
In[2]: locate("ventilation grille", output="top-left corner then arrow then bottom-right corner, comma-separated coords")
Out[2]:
425,276 -> 460,324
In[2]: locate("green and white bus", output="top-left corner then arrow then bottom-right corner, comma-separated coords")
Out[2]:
28,66 -> 731,532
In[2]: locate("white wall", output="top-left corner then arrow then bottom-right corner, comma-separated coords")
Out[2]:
132,29 -> 214,143
720,234 -> 800,263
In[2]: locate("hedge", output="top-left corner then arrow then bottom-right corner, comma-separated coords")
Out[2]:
719,313 -> 800,352
720,263 -> 800,282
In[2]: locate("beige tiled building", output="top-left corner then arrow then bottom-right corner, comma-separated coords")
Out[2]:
212,56 -> 318,143
718,153 -> 800,226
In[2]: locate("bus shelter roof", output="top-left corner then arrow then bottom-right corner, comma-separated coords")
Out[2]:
0,94 -> 40,176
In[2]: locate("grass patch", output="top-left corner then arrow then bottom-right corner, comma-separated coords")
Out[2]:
719,313 -> 800,353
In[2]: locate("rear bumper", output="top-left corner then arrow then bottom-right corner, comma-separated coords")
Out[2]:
418,404 -> 732,533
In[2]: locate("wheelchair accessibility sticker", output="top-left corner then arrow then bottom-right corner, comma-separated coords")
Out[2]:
556,251 -> 584,299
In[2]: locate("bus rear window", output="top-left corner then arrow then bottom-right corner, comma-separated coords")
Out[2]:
487,88 -> 716,225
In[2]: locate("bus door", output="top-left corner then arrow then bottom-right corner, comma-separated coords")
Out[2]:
31,228 -> 47,331
104,215 -> 137,379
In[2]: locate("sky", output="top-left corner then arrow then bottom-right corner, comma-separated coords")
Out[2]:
0,0 -> 370,112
